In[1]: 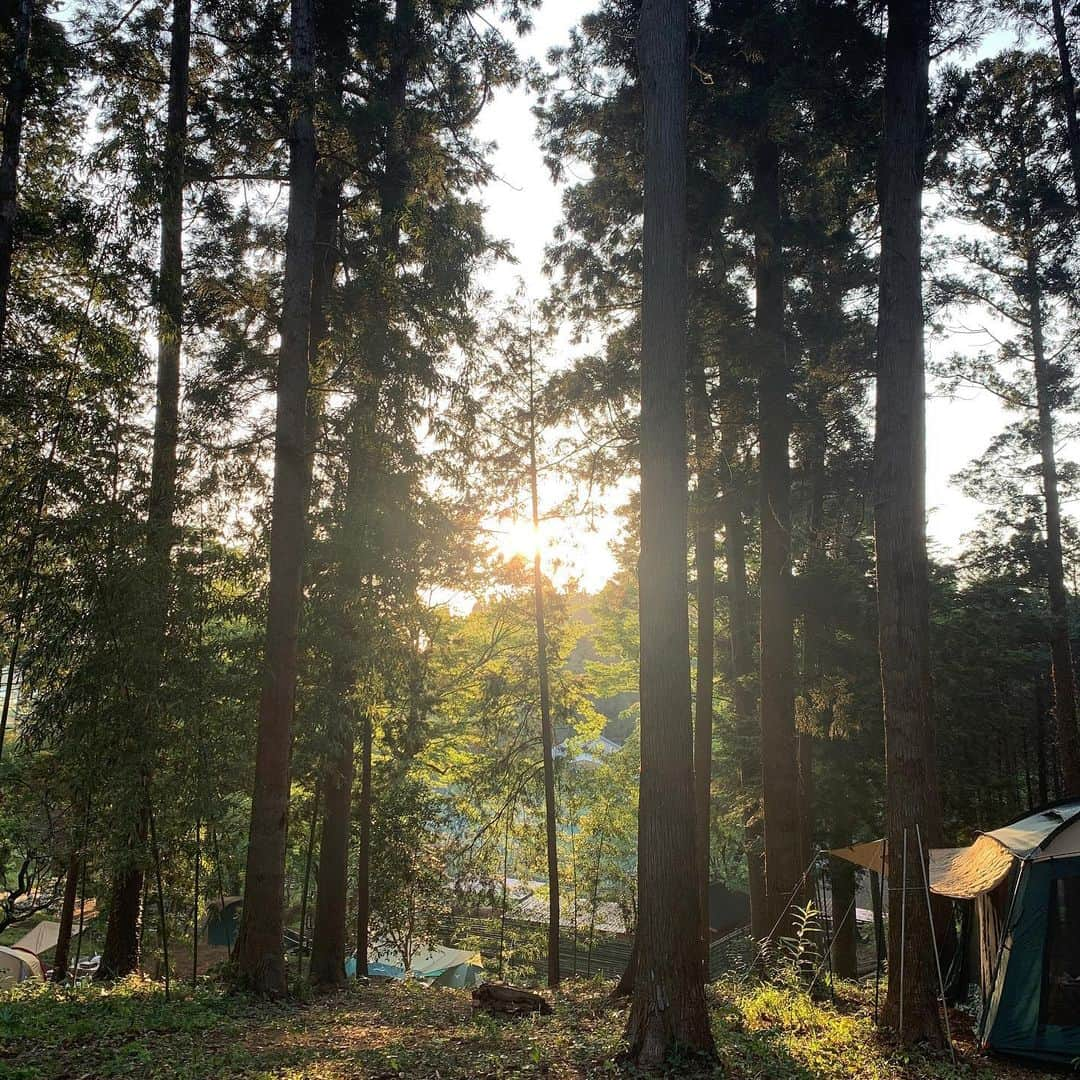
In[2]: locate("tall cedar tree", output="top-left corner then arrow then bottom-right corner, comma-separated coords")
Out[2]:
625,0 -> 714,1064
0,0 -> 32,360
304,0 -> 352,990
97,0 -> 191,979
312,0 -> 420,986
874,0 -> 945,1042
236,0 -> 318,996
721,422 -> 766,937
751,64 -> 801,938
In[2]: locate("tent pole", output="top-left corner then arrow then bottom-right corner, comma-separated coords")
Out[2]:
916,824 -> 955,1064
899,828 -> 908,1038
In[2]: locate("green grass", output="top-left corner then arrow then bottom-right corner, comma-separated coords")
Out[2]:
0,975 -> 1059,1078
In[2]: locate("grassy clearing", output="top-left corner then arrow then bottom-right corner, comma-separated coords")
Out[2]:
0,976 -> 1059,1079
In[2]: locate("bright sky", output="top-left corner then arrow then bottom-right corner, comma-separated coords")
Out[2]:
473,5 -> 1028,589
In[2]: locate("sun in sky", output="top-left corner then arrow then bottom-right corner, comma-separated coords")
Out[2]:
492,516 -> 546,562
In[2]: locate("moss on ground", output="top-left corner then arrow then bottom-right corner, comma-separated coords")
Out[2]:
0,976 -> 1060,1078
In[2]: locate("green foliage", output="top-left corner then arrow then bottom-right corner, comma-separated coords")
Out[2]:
758,902 -> 825,991
368,771 -> 452,969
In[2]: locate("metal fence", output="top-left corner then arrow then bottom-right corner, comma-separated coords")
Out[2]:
438,914 -> 754,984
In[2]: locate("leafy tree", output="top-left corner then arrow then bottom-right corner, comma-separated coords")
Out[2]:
934,48 -> 1080,794
368,770 -> 452,971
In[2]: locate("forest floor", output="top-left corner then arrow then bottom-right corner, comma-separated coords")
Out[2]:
0,975 -> 1061,1079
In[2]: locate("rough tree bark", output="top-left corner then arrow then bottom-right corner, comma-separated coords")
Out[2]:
308,727 -> 355,984
98,0 -> 190,979
235,0 -> 318,996
0,0 -> 32,356
1026,250 -> 1080,794
753,124 -> 801,938
690,351 -> 715,971
875,0 -> 945,1043
623,0 -> 714,1065
829,856 -> 857,979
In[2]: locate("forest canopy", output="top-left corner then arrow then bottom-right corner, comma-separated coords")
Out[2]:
1,0 -> 1079,1074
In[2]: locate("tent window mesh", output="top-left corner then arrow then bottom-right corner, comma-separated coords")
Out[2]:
1041,875 -> 1080,1028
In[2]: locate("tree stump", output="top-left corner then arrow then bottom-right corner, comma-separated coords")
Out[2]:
471,982 -> 552,1016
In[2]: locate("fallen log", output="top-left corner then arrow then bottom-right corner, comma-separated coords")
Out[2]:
471,982 -> 552,1016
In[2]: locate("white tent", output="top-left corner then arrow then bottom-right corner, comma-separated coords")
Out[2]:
0,945 -> 45,987
13,920 -> 61,958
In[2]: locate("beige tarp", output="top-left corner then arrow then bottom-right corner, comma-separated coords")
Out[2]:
928,835 -> 1016,899
830,839 -> 886,873
13,920 -> 61,957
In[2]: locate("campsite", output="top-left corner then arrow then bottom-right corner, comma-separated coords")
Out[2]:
3,0 -> 1080,1075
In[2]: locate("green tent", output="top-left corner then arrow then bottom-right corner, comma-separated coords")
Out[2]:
930,799 -> 1080,1067
203,896 -> 242,948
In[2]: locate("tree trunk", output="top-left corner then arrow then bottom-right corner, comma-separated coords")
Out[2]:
297,781 -> 320,973
192,819 -> 200,985
98,847 -> 144,979
720,425 -> 766,939
528,343 -> 561,989
797,388 -> 828,876
0,0 -> 32,356
690,352 -> 715,970
829,856 -> 857,979
624,0 -> 714,1065
309,407 -> 369,987
346,0 -> 416,964
99,0 -> 192,979
1051,0 -> 1080,206
355,708 -> 372,977
1027,251 -> 1080,795
308,714 -> 357,986
51,850 -> 80,982
1036,677 -> 1050,805
236,0 -> 318,997
753,126 -> 801,939
875,0 -> 945,1044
